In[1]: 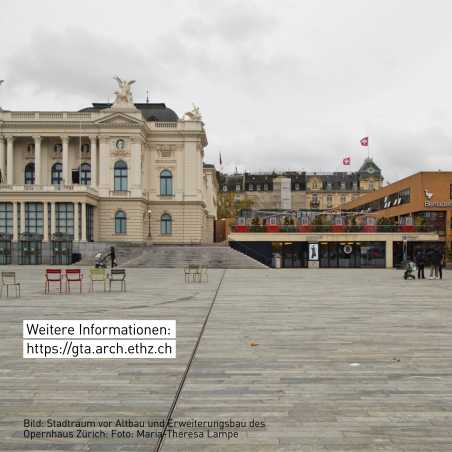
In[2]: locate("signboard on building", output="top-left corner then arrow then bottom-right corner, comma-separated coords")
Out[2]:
308,243 -> 319,261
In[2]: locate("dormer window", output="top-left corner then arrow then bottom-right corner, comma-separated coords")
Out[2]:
235,184 -> 241,192
248,183 -> 254,191
264,183 -> 269,191
222,185 -> 228,192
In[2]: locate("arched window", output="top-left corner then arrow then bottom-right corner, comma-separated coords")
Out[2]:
51,162 -> 63,185
160,170 -> 173,196
114,210 -> 127,234
80,163 -> 91,185
160,213 -> 172,235
24,162 -> 35,185
114,160 -> 128,191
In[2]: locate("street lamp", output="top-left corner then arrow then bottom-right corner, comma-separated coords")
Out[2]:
147,209 -> 152,238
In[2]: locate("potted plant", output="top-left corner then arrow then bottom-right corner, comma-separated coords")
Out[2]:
266,217 -> 280,232
331,216 -> 346,233
250,217 -> 263,232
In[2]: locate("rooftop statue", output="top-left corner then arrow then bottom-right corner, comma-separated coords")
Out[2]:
112,76 -> 136,107
183,103 -> 202,121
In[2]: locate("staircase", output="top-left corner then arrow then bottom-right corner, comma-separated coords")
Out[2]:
78,244 -> 267,269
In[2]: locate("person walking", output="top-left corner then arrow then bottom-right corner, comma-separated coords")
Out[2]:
415,250 -> 425,279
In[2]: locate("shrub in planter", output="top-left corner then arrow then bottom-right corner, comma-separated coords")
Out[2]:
362,224 -> 377,233
234,225 -> 250,232
265,224 -> 281,233
297,224 -> 313,233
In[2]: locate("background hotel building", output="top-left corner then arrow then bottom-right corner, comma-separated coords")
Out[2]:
0,84 -> 217,261
219,158 -> 383,211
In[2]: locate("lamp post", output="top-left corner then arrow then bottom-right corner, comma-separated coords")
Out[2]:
147,209 -> 152,238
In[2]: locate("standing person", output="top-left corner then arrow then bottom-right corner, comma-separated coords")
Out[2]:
438,250 -> 445,280
415,250 -> 425,279
431,249 -> 441,280
110,246 -> 116,268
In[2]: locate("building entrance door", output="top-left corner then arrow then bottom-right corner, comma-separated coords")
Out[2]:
282,242 -> 308,268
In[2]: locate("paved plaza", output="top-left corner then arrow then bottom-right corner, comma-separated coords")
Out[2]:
1,267 -> 452,451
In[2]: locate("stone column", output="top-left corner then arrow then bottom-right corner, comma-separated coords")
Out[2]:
89,136 -> 97,187
81,202 -> 87,242
33,136 -> 42,185
20,202 -> 26,234
0,137 -> 5,183
12,202 -> 18,241
98,136 -> 110,191
62,136 -> 70,185
6,136 -> 14,185
73,202 -> 79,241
131,139 -> 142,190
43,201 -> 49,242
50,202 -> 56,235
385,239 -> 393,269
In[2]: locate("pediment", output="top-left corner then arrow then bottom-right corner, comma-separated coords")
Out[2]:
94,112 -> 143,126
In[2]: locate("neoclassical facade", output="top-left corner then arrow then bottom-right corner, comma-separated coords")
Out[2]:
219,158 -> 383,211
0,82 -> 217,251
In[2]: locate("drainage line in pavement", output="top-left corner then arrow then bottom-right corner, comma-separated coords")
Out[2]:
153,269 -> 227,452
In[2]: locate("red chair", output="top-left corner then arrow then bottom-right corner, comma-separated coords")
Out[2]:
45,269 -> 63,294
65,269 -> 83,293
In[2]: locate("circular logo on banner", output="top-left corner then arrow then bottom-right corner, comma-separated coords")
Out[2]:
343,245 -> 353,255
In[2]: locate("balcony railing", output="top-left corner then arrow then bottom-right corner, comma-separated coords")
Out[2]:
0,184 -> 98,195
232,224 -> 440,234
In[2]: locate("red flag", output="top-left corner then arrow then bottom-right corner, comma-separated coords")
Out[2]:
360,136 -> 368,146
342,156 -> 351,166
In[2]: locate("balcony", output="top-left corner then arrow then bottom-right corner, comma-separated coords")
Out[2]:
0,184 -> 98,195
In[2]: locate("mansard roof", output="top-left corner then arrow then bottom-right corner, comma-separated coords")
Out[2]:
80,103 -> 179,122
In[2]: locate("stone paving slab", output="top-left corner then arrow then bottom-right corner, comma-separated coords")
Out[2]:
1,267 -> 452,451
164,269 -> 452,452
0,266 -> 223,451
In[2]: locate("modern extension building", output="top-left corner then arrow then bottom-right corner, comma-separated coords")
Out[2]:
0,80 -> 217,264
227,171 -> 448,269
219,158 -> 383,210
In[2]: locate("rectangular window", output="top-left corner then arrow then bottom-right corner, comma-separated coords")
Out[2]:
25,203 -> 43,234
0,203 -> 13,234
56,203 -> 74,237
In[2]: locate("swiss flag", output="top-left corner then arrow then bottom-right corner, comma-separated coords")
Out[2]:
342,156 -> 351,166
360,136 -> 369,146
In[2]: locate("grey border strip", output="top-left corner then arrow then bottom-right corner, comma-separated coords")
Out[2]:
153,269 -> 227,452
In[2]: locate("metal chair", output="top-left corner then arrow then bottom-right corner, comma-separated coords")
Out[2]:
44,269 -> 63,294
108,269 -> 126,292
1,272 -> 20,297
89,268 -> 107,292
65,269 -> 83,293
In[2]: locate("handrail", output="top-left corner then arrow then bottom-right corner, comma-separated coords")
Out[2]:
232,224 -> 440,233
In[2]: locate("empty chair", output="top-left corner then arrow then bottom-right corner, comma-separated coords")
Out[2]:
65,269 -> 83,293
44,269 -> 63,294
1,272 -> 21,297
108,269 -> 126,292
89,268 -> 107,292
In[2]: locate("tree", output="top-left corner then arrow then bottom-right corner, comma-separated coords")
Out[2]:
217,192 -> 254,219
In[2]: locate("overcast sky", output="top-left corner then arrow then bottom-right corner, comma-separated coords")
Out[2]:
1,0 -> 452,182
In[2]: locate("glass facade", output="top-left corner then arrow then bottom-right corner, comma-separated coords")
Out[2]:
25,203 -> 43,234
56,203 -> 74,237
0,203 -> 13,234
320,242 -> 385,268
